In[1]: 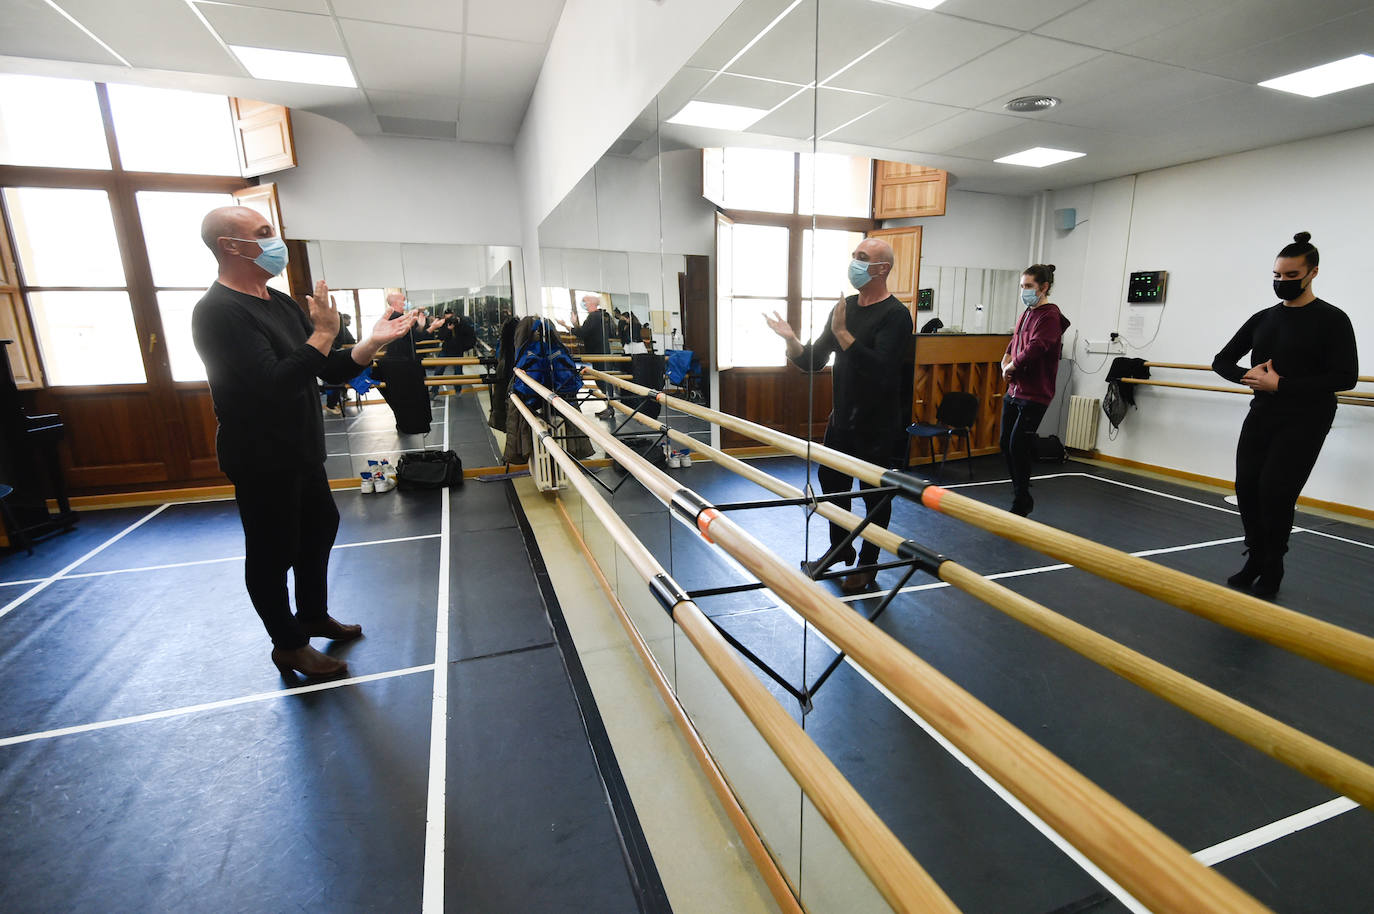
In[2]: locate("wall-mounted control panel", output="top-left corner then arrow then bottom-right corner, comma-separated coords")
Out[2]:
1127,270 -> 1167,304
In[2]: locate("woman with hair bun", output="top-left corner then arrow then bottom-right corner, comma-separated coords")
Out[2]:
1000,263 -> 1070,516
1212,232 -> 1358,597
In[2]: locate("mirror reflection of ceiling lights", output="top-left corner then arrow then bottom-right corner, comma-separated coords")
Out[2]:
229,46 -> 358,89
994,147 -> 1086,168
665,100 -> 770,131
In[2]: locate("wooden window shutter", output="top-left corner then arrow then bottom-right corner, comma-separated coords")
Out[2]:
872,160 -> 947,219
867,225 -> 922,321
230,98 -> 297,177
0,204 -> 43,388
231,183 -> 309,302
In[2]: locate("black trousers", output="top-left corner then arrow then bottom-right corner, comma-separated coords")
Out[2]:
232,464 -> 340,650
1000,396 -> 1048,500
816,423 -> 894,566
1235,403 -> 1333,560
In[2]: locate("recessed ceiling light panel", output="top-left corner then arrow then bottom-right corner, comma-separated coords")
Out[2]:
1258,54 -> 1374,98
666,100 -> 769,130
994,147 -> 1086,168
1004,95 -> 1060,112
230,46 -> 357,88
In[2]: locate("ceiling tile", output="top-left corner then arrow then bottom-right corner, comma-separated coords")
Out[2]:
56,0 -> 241,75
339,19 -> 463,94
457,97 -> 525,144
1136,84 -> 1374,154
747,86 -> 886,141
1194,6 -> 1374,84
909,34 -> 1102,108
198,0 -> 328,11
1033,0 -> 1218,51
973,53 -> 1210,116
888,109 -> 1026,155
462,35 -> 545,102
196,3 -> 344,55
367,90 -> 461,121
467,0 -> 564,44
657,68 -> 716,119
1030,68 -> 1244,136
697,72 -> 807,110
823,98 -> 963,146
825,15 -> 1018,95
945,119 -> 1130,160
687,0 -> 799,70
932,0 -> 1091,31
0,0 -> 126,66
330,0 -> 464,32
725,0 -> 818,84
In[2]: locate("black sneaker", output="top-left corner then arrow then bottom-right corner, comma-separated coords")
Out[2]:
801,545 -> 857,579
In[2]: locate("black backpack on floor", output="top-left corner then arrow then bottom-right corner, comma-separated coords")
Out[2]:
1034,435 -> 1067,463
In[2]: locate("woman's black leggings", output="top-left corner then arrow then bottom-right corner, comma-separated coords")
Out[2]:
1000,396 -> 1047,500
1234,403 -> 1333,561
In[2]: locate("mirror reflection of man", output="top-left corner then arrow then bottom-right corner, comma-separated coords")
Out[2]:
558,294 -> 616,418
765,238 -> 913,594
192,206 -> 422,680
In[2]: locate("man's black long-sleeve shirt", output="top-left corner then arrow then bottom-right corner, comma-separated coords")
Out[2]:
572,310 -> 613,355
192,282 -> 364,477
791,294 -> 913,440
1212,298 -> 1358,412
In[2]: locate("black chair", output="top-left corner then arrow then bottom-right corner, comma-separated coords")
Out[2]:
906,392 -> 978,479
0,484 -> 33,555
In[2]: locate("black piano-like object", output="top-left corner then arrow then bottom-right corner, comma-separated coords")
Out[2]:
0,340 -> 77,552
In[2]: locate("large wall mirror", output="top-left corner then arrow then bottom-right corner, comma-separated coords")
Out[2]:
303,240 -> 524,479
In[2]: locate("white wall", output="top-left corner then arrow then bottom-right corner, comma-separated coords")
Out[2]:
1045,126 -> 1374,511
273,111 -> 522,246
885,189 -> 1034,270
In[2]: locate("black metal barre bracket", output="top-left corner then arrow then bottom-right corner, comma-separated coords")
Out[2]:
687,557 -> 917,600
649,573 -> 689,617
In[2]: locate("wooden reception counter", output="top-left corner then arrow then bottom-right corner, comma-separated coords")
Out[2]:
908,333 -> 1011,465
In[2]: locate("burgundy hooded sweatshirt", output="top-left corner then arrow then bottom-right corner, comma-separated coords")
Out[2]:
1006,302 -> 1070,405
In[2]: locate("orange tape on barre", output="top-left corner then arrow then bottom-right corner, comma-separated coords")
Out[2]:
697,508 -> 721,542
922,485 -> 947,511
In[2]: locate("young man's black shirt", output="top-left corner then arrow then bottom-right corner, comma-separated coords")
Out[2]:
1213,298 -> 1358,413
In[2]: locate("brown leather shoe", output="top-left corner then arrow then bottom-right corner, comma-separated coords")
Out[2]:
298,615 -> 363,642
271,645 -> 349,679
839,570 -> 878,595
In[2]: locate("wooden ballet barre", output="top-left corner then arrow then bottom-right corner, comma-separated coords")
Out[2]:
585,367 -> 1374,686
521,369 -> 1269,914
424,376 -> 483,386
599,394 -> 1374,811
1142,362 -> 1373,388
575,354 -> 633,362
420,357 -> 485,366
1120,377 -> 1374,403
512,397 -> 959,914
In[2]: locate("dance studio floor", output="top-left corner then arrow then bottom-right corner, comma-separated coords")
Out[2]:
1,390 -> 1370,912
593,452 -> 1374,914
0,395 -> 668,914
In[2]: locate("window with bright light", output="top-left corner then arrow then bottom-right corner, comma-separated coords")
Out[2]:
107,83 -> 240,176
138,190 -> 237,286
27,291 -> 146,385
709,149 -> 876,368
799,153 -> 872,218
0,74 -> 110,170
4,188 -> 126,287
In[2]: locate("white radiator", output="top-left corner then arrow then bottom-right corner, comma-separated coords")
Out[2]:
531,426 -> 566,491
1065,396 -> 1100,451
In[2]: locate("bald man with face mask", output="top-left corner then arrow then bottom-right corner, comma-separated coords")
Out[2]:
192,206 -> 422,680
766,237 -> 913,594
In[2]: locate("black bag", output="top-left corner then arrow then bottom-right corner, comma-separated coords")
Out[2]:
396,450 -> 463,488
1103,380 -> 1129,429
1033,434 -> 1067,463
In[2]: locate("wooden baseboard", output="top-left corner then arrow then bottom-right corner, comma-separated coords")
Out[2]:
1091,453 -> 1374,522
554,498 -> 803,914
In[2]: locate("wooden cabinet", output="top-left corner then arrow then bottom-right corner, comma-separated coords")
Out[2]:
230,98 -> 297,177
867,225 -> 921,319
719,365 -> 832,449
873,160 -> 947,219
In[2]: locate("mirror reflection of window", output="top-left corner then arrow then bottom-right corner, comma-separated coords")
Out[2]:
0,73 -> 110,169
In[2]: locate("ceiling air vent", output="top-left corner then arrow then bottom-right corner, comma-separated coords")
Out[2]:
377,115 -> 458,139
1004,95 -> 1060,112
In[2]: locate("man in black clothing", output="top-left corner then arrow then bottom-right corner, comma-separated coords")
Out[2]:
766,238 -> 913,594
192,206 -> 421,679
558,294 -> 616,418
1212,231 -> 1357,597
323,311 -> 355,414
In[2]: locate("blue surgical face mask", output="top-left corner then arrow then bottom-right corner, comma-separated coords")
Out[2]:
1020,288 -> 1040,308
849,259 -> 875,289
230,236 -> 289,275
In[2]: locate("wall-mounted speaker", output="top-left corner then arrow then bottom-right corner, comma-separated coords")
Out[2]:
1055,208 -> 1077,231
